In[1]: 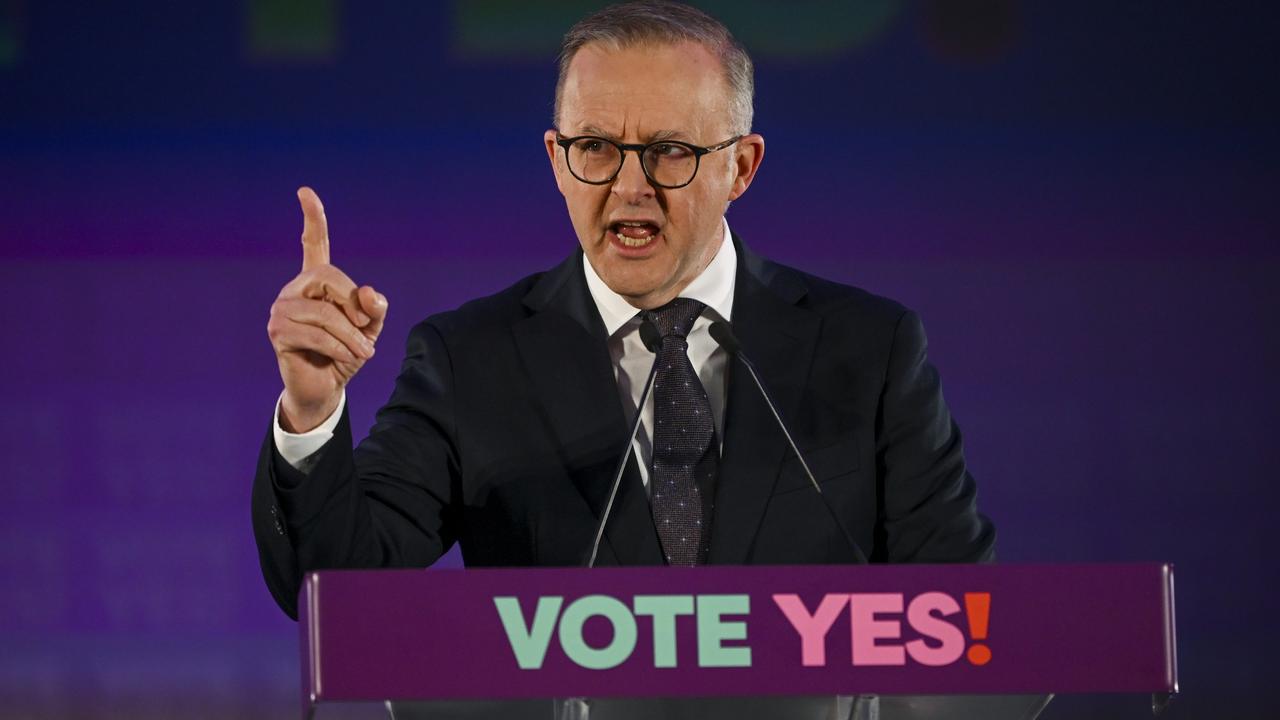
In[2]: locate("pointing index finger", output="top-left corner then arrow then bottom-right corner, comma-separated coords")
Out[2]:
297,186 -> 330,271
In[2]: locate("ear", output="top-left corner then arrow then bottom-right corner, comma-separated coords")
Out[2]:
727,133 -> 765,202
544,129 -> 567,196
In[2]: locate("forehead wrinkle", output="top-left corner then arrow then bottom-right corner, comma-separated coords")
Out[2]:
577,124 -> 689,143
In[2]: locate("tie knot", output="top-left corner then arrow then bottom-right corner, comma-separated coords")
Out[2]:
646,298 -> 706,340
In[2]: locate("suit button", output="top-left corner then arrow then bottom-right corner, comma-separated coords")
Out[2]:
271,505 -> 287,536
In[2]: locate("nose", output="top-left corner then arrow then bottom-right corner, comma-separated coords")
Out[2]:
611,149 -> 656,204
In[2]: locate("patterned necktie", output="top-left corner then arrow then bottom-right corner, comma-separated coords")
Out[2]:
645,298 -> 717,566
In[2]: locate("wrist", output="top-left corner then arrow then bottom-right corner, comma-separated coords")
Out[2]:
279,392 -> 341,433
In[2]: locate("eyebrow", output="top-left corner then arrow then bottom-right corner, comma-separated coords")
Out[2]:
579,125 -> 690,143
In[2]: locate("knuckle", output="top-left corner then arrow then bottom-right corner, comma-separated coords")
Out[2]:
321,301 -> 345,321
329,270 -> 356,292
319,264 -> 348,285
322,307 -> 351,332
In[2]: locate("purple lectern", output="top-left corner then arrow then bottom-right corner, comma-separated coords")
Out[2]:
298,563 -> 1177,719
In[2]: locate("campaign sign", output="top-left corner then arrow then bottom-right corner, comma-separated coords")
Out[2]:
299,564 -> 1176,704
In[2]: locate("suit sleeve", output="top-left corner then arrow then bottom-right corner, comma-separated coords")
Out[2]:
875,310 -> 996,563
251,320 -> 461,619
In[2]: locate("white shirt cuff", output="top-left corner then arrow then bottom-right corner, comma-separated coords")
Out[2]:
273,391 -> 346,469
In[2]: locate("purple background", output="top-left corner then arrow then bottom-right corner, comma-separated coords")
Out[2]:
1,2 -> 1276,718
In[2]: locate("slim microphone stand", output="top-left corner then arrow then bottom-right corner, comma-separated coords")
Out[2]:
710,321 -> 869,564
585,320 -> 662,568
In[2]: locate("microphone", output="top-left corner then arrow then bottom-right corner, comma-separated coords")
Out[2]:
708,321 -> 869,564
586,319 -> 663,568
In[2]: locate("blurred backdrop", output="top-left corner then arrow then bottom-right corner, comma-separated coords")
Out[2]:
1,1 -> 1276,718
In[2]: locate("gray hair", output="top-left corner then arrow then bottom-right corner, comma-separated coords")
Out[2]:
554,1 -> 754,135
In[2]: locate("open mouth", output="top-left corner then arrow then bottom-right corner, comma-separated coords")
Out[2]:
611,221 -> 661,248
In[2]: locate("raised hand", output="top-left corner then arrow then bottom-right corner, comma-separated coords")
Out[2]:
267,187 -> 388,432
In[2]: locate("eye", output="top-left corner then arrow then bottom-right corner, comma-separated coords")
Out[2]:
649,142 -> 692,160
574,139 -> 609,154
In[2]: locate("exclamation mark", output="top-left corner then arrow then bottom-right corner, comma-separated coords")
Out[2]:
964,592 -> 992,665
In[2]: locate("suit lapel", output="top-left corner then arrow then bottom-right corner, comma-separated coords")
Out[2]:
512,253 -> 664,566
708,240 -> 820,564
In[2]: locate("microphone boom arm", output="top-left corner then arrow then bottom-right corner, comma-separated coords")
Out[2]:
711,321 -> 869,564
586,320 -> 663,568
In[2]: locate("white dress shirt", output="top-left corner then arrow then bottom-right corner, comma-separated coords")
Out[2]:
274,216 -> 738,489
582,216 -> 736,489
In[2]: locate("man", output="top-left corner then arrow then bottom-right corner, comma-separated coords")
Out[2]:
254,1 -> 994,621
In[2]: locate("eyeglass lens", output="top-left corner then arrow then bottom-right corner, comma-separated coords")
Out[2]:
565,139 -> 698,187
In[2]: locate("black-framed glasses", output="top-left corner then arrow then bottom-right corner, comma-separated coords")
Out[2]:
555,133 -> 742,189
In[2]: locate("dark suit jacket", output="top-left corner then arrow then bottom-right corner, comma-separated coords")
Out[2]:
253,237 -> 995,619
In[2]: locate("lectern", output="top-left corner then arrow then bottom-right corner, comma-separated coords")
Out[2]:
297,564 -> 1177,719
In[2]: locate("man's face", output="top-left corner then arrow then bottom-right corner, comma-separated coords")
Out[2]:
545,41 -> 764,310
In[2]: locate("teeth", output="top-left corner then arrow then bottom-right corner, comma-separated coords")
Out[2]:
615,232 -> 655,247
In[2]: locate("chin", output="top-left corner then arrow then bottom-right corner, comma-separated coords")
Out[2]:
607,263 -> 666,288
603,278 -> 652,299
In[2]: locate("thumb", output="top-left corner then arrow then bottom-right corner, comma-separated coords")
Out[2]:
357,286 -> 389,340
297,186 -> 330,271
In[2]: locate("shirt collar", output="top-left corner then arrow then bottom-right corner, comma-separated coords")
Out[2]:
583,216 -> 737,337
